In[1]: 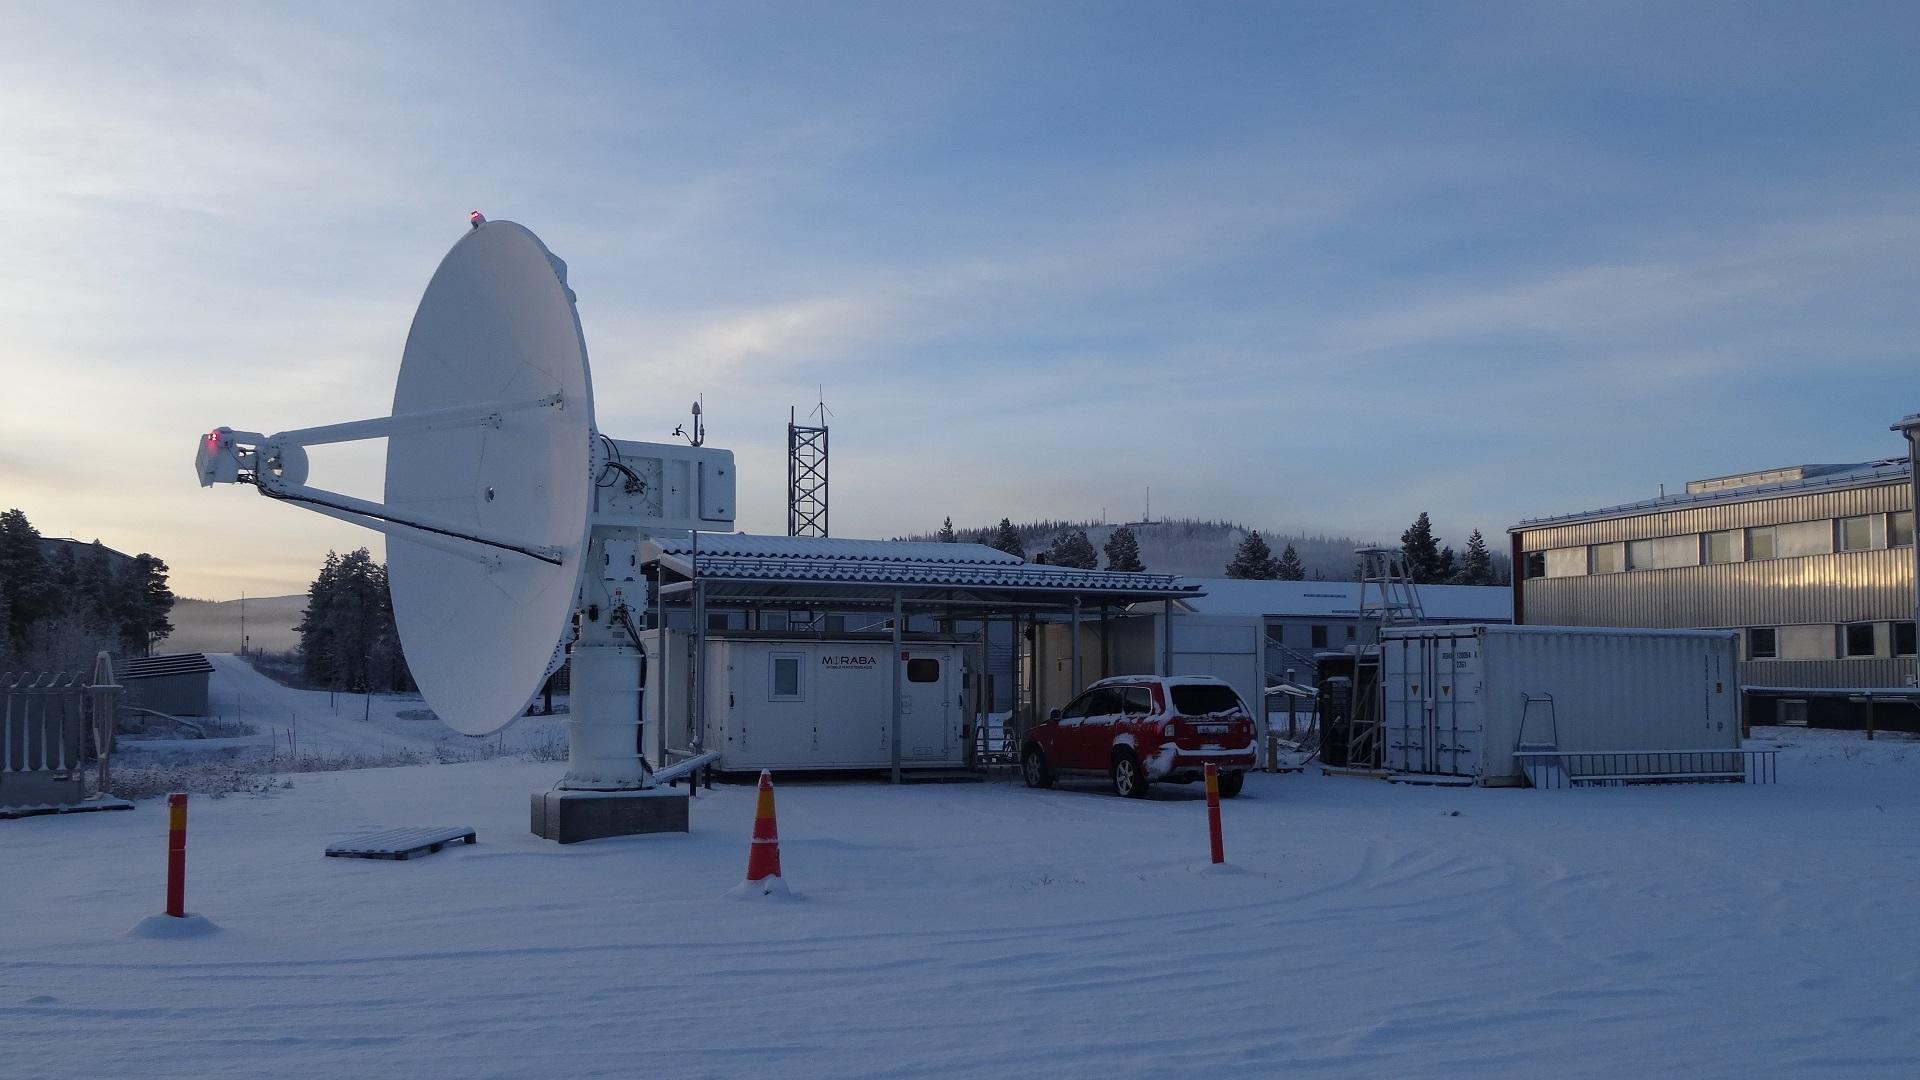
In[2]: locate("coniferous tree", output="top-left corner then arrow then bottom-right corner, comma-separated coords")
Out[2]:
1226,531 -> 1279,579
1046,529 -> 1099,569
1274,543 -> 1306,581
937,517 -> 957,543
990,518 -> 1026,559
0,508 -> 55,645
1103,526 -> 1145,572
1456,529 -> 1494,585
126,554 -> 175,655
1401,512 -> 1450,584
296,548 -> 412,693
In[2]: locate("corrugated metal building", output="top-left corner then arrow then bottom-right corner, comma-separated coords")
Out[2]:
1509,459 -> 1918,728
121,653 -> 214,717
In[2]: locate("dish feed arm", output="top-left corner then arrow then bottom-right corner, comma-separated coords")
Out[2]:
193,395 -> 572,567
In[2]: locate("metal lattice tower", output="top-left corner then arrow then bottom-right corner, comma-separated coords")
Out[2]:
1345,546 -> 1426,769
786,396 -> 830,537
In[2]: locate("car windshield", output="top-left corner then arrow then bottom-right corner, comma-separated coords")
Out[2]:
1170,684 -> 1242,716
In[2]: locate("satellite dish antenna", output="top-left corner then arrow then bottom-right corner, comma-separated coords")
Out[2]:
196,217 -> 737,839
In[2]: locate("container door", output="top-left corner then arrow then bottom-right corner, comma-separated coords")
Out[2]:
1432,634 -> 1482,777
1382,636 -> 1426,772
899,651 -> 953,763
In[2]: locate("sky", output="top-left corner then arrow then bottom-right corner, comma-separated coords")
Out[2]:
2,2 -> 1917,599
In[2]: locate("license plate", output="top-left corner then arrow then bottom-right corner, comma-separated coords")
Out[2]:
1195,724 -> 1229,734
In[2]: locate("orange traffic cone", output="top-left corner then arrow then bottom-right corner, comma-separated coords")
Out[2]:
729,770 -> 790,898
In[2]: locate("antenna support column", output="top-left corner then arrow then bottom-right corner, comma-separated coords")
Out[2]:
787,401 -> 829,537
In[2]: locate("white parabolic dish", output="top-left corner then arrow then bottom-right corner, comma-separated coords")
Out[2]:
384,222 -> 594,736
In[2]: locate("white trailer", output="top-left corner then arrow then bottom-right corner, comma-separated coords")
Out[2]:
1379,624 -> 1740,785
640,631 -> 971,773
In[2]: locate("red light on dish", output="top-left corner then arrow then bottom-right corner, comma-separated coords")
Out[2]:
205,430 -> 222,451
469,210 -> 486,229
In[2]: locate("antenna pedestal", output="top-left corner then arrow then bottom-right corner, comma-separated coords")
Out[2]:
557,644 -> 649,791
534,640 -> 690,842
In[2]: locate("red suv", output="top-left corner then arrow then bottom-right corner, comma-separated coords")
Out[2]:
1022,675 -> 1257,798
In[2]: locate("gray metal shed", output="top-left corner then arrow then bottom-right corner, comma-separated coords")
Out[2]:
121,653 -> 214,717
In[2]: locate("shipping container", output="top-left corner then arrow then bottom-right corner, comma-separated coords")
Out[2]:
1379,624 -> 1740,784
641,631 -> 971,773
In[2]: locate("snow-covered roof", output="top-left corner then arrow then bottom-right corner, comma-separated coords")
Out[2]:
646,533 -> 1022,566
122,653 -> 214,680
672,554 -> 1199,597
1513,459 -> 1910,531
1168,578 -> 1512,621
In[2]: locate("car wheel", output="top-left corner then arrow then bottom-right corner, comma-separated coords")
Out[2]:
1111,751 -> 1148,798
1022,746 -> 1053,789
1216,770 -> 1245,799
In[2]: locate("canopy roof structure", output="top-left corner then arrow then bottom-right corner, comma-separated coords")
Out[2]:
643,534 -> 1201,615
640,534 -> 1205,783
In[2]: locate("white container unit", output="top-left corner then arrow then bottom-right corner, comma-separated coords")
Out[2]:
643,632 -> 970,772
1379,624 -> 1740,784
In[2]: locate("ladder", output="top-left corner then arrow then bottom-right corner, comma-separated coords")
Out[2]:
1345,547 -> 1425,769
1514,693 -> 1569,789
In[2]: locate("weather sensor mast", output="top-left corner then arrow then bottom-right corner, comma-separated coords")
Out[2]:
194,217 -> 737,841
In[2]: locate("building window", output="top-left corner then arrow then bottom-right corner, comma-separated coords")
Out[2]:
1779,699 -> 1809,727
1842,623 -> 1876,658
1626,539 -> 1653,570
1747,526 -> 1776,560
1703,530 -> 1739,564
1892,511 -> 1914,548
1838,515 -> 1874,552
1345,624 -> 1357,641
769,654 -> 804,700
1590,543 -> 1625,574
1896,622 -> 1917,658
1523,551 -> 1546,579
1748,627 -> 1777,660
1311,625 -> 1329,649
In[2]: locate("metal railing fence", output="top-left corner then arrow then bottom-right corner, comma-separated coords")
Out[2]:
1513,748 -> 1777,789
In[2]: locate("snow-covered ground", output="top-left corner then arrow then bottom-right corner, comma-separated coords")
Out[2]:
118,653 -> 566,765
4,727 -> 1918,1078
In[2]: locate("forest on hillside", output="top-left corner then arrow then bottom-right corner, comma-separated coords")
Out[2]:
907,515 -> 1511,583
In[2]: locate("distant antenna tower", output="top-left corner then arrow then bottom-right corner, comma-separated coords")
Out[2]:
787,389 -> 831,537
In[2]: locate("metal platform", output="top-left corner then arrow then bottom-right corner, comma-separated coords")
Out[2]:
325,826 -> 476,860
1,796 -> 134,820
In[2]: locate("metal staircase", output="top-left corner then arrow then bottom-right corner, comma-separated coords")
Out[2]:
1264,633 -> 1320,682
1344,547 -> 1425,769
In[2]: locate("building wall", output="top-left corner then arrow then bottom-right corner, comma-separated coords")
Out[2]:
125,673 -> 210,717
1515,479 -> 1917,691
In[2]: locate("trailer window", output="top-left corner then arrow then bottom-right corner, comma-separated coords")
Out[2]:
906,658 -> 940,683
770,654 -> 804,700
1171,684 -> 1242,716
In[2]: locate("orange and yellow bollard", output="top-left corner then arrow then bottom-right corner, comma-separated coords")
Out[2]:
166,792 -> 188,917
1204,764 -> 1225,865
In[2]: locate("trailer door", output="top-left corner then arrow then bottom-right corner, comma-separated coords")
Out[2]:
900,650 -> 954,763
